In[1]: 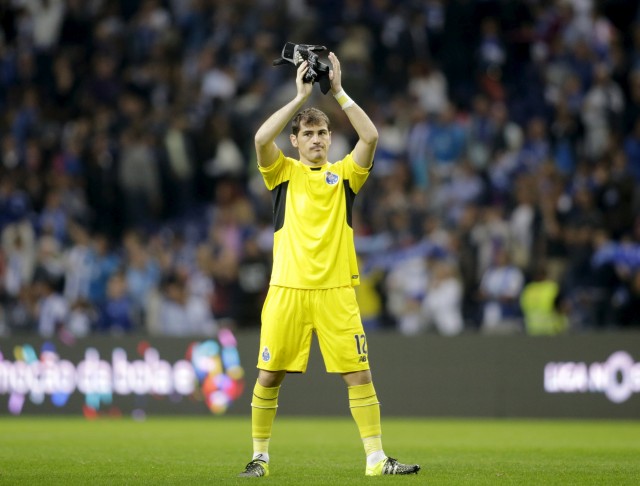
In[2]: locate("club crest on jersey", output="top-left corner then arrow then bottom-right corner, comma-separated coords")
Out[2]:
262,346 -> 271,362
325,171 -> 339,185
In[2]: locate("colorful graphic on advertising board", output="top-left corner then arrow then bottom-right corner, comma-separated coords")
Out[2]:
0,329 -> 244,417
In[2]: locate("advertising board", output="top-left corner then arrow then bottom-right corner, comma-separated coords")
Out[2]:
1,332 -> 638,418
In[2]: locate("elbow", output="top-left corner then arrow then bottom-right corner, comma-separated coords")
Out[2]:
254,133 -> 268,150
357,120 -> 378,146
364,129 -> 379,147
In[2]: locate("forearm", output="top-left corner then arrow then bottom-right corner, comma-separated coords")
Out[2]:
336,92 -> 378,168
342,102 -> 378,145
327,52 -> 377,168
255,94 -> 308,167
255,94 -> 307,147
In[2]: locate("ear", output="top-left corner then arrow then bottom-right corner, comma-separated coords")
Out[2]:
290,134 -> 298,147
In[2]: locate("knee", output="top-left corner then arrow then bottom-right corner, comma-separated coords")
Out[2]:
258,369 -> 286,388
342,369 -> 372,387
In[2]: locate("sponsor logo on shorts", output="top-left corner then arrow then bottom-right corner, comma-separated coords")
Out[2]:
358,355 -> 368,363
325,171 -> 339,185
262,346 -> 271,362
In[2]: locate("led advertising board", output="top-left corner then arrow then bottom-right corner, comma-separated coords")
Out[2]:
1,332 -> 638,418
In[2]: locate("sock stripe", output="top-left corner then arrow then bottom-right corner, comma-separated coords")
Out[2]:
349,394 -> 378,401
349,402 -> 380,409
253,393 -> 279,401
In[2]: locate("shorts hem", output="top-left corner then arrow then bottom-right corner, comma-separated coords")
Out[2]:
325,366 -> 371,374
257,365 -> 307,373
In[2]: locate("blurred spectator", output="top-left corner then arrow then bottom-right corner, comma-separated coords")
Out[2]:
477,245 -> 525,334
202,115 -> 245,180
433,159 -> 485,227
593,151 -> 635,240
122,230 -> 160,324
84,130 -> 121,237
117,128 -> 162,230
420,258 -> 464,336
67,297 -> 97,338
86,232 -> 120,306
160,113 -> 197,218
1,217 -> 36,298
562,225 -> 616,330
34,273 -> 67,338
451,204 -> 481,328
471,205 -> 511,279
38,189 -> 68,242
623,117 -> 640,183
476,16 -> 506,102
32,234 -> 65,286
235,232 -> 270,329
155,271 -> 217,337
549,99 -> 581,175
23,0 -> 66,52
354,260 -> 385,331
581,62 -> 624,159
538,166 -> 570,283
611,268 -> 640,328
520,265 -> 568,336
624,69 -> 640,135
408,59 -> 448,116
87,52 -> 123,108
518,117 -> 552,174
386,252 -> 429,336
97,271 -> 134,334
508,174 -> 542,273
62,221 -> 92,302
466,94 -> 496,169
427,102 -> 467,182
2,286 -> 38,335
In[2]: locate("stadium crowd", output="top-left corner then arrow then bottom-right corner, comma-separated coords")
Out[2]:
1,0 -> 640,338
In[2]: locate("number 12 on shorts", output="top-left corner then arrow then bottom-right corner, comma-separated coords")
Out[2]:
354,334 -> 367,355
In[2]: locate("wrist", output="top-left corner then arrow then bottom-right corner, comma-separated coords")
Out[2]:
294,92 -> 310,105
333,89 -> 354,110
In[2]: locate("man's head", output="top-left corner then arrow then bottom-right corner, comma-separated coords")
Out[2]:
291,108 -> 331,136
290,108 -> 332,166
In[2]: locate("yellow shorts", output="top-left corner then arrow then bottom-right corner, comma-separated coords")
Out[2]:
257,286 -> 370,373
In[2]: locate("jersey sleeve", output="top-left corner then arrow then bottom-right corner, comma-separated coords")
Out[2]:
258,150 -> 287,190
342,152 -> 371,194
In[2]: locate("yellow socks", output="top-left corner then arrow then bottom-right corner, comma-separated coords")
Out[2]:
348,382 -> 385,465
251,381 -> 280,462
251,381 -> 384,465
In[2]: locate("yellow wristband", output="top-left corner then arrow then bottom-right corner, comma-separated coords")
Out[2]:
333,89 -> 355,110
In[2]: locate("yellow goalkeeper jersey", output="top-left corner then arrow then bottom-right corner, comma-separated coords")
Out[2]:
259,150 -> 371,289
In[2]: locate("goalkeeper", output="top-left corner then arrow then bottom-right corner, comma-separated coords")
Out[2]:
238,51 -> 421,478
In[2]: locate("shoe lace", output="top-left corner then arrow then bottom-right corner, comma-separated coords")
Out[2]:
383,457 -> 419,475
243,460 -> 266,475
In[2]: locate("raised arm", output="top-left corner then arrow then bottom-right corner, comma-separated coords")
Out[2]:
328,52 -> 378,169
255,62 -> 313,167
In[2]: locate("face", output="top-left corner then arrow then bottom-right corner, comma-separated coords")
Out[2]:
290,121 -> 331,166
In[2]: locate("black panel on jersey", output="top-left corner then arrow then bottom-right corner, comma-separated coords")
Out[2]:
272,181 -> 288,232
343,180 -> 356,228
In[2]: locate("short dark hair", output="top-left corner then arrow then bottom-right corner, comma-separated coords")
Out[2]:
291,107 -> 331,135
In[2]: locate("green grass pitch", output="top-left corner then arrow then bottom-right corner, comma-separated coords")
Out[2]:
1,417 -> 639,485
